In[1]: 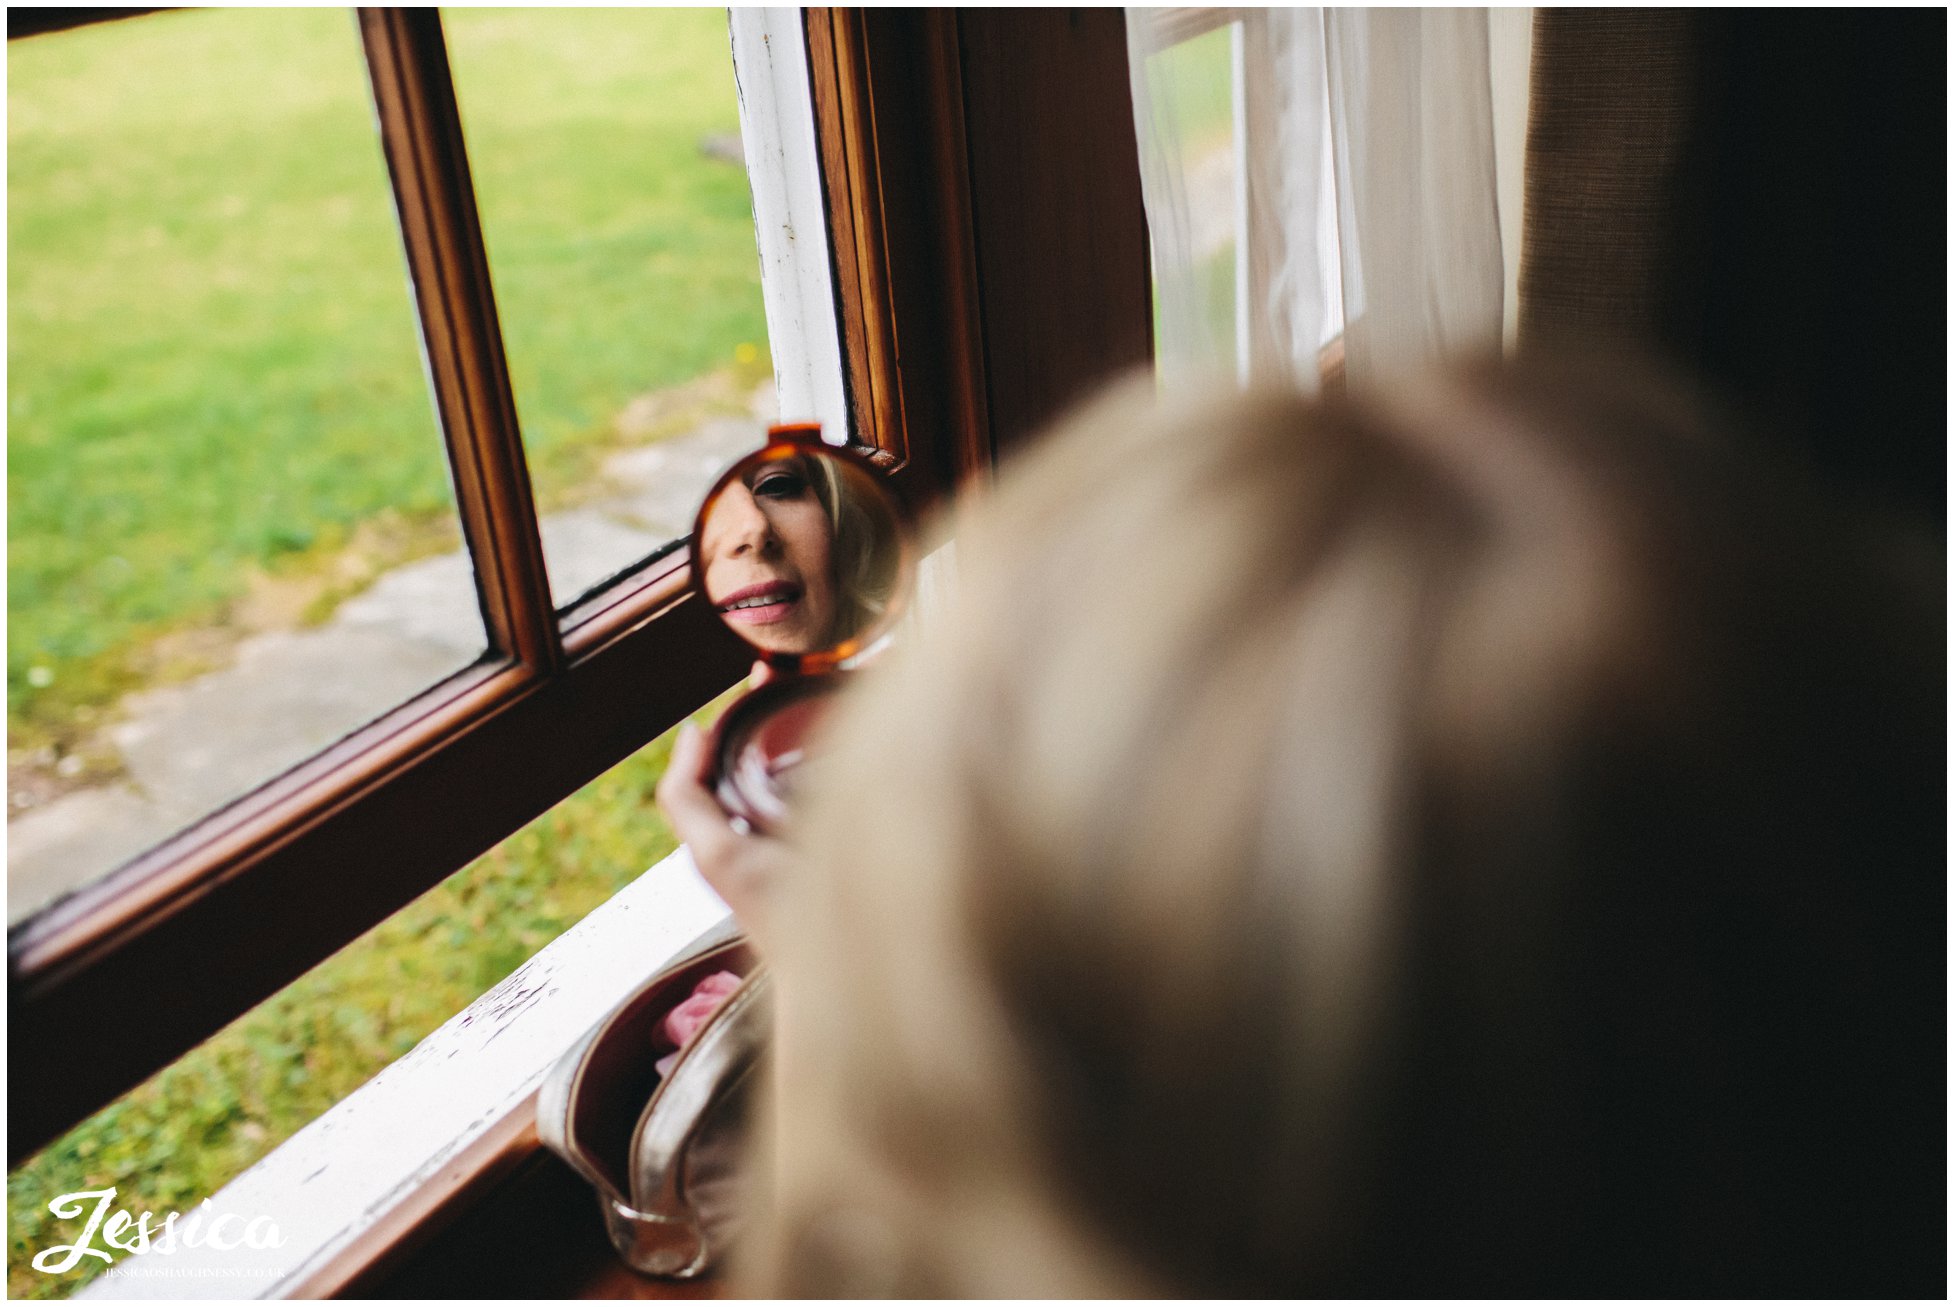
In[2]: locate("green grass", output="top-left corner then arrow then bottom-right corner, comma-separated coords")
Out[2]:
445,8 -> 770,486
7,702 -> 724,1300
8,7 -> 765,742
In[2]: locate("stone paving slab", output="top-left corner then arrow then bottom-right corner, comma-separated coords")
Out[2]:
332,551 -> 486,658
109,626 -> 478,826
538,511 -> 668,609
599,416 -> 763,540
7,784 -> 181,924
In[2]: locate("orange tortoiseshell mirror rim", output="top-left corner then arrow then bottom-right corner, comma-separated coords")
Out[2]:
688,422 -> 915,676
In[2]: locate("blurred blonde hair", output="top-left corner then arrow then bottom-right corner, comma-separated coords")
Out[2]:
745,361 -> 1939,1296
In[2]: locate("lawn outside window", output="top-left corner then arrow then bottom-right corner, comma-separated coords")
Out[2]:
5,5 -> 837,1174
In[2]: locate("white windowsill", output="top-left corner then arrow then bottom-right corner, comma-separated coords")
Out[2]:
77,850 -> 732,1301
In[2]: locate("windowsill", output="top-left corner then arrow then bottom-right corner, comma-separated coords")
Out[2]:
79,850 -> 732,1300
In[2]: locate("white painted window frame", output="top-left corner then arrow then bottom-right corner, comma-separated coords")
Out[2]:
731,6 -> 850,443
76,11 -> 833,1298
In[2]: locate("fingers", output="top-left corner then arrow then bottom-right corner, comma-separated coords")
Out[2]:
748,659 -> 776,689
655,718 -> 785,949
657,722 -> 735,865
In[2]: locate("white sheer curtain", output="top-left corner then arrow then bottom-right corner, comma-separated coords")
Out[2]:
1128,8 -> 1506,392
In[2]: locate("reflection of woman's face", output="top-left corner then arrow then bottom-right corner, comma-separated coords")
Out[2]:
702,456 -> 838,655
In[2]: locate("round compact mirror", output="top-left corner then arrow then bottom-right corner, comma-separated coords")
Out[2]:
693,427 -> 911,672
691,425 -> 913,831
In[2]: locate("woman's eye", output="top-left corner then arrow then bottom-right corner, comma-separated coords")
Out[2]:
753,472 -> 809,499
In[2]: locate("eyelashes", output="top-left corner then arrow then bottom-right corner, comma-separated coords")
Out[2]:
752,466 -> 812,500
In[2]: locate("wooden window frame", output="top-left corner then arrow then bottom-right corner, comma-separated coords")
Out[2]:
804,8 -> 1152,474
803,8 -> 992,496
10,6 -> 1149,1177
13,8 -> 798,1163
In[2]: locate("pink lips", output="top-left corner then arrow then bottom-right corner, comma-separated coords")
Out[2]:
717,579 -> 803,626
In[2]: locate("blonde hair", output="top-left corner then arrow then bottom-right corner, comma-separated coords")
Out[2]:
747,361 -> 1939,1296
807,452 -> 902,651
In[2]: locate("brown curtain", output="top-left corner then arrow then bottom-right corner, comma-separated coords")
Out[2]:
1516,12 -> 1942,1297
1517,9 -> 1945,522
1516,10 -> 1701,351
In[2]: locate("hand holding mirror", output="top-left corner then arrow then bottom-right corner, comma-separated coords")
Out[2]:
692,423 -> 913,834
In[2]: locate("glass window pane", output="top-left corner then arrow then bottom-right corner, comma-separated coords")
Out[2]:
6,698 -> 727,1300
1145,24 -> 1242,374
8,10 -> 486,924
443,8 -> 773,610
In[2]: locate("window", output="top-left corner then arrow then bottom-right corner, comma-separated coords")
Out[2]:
1129,7 -> 1347,388
441,8 -> 779,608
6,6 -> 811,1166
10,16 -> 1147,1287
8,7 -> 485,926
1136,16 -> 1244,367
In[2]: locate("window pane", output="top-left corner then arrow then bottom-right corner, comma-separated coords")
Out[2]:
443,8 -> 773,609
6,698 -> 727,1299
1143,23 -> 1242,376
7,10 -> 487,923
